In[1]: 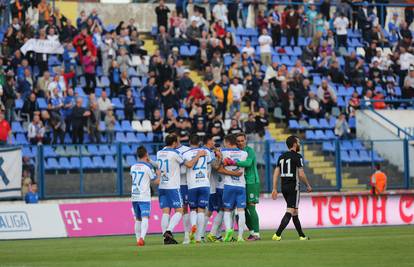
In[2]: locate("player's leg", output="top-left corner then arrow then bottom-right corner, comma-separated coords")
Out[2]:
235,187 -> 247,242
181,185 -> 191,244
195,187 -> 210,242
223,185 -> 236,242
132,202 -> 142,245
188,188 -> 198,242
246,183 -> 260,240
159,189 -> 171,236
203,193 -> 216,241
273,189 -> 295,241
138,201 -> 151,246
291,192 -> 308,240
167,189 -> 183,233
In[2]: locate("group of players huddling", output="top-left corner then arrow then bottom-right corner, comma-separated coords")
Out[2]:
130,133 -> 312,246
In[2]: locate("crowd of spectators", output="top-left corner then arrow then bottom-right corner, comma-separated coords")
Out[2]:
0,0 -> 413,152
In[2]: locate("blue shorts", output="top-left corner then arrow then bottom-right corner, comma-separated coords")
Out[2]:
188,187 -> 210,209
223,185 -> 246,209
132,201 -> 151,219
208,193 -> 218,212
159,188 -> 183,209
215,188 -> 224,210
180,185 -> 189,206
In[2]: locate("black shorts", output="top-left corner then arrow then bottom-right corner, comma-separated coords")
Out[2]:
282,183 -> 300,209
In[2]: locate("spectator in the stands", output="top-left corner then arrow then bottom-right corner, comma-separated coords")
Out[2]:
87,101 -> 101,144
358,1 -> 373,41
142,77 -> 159,120
229,77 -> 244,116
285,5 -> 300,46
186,19 -> 201,46
2,75 -> 16,122
124,89 -> 135,122
363,89 -> 373,108
178,69 -> 194,99
258,28 -> 272,66
117,47 -> 131,73
22,93 -> 40,121
317,80 -> 337,114
403,67 -> 414,99
48,88 -> 64,116
227,0 -> 239,27
28,114 -> 45,145
97,91 -> 112,120
304,91 -> 323,118
71,97 -> 90,144
25,183 -> 39,204
282,91 -> 302,120
155,0 -> 170,30
35,71 -> 51,98
333,12 -> 349,48
372,91 -> 387,110
0,112 -> 11,145
347,92 -> 361,117
151,109 -> 164,142
164,108 -> 178,134
160,80 -> 179,112
228,119 -> 243,135
213,75 -> 232,119
17,68 -> 33,101
42,110 -> 65,145
255,107 -> 269,141
334,113 -> 351,139
105,108 -> 116,144
82,50 -> 97,95
157,26 -> 172,59
399,48 -> 414,89
370,164 -> 387,195
269,5 -> 282,46
212,0 -> 228,25
328,60 -> 345,84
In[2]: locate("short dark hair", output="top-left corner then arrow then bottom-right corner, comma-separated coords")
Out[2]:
375,163 -> 381,170
189,134 -> 200,146
286,135 -> 299,149
165,134 -> 178,146
137,146 -> 147,159
224,134 -> 237,146
203,134 -> 213,145
236,132 -> 246,139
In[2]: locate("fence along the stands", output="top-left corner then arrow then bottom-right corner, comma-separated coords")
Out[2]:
19,138 -> 411,200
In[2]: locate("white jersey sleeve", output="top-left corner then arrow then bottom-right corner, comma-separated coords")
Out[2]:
183,148 -> 211,190
176,145 -> 190,186
157,147 -> 184,189
130,161 -> 157,202
221,148 -> 248,188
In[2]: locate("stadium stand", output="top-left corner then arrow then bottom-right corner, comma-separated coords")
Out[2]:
0,0 -> 413,197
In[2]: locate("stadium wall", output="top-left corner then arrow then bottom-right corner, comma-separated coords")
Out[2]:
1,192 -> 413,240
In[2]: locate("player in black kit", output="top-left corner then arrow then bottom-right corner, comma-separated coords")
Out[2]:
271,135 -> 312,241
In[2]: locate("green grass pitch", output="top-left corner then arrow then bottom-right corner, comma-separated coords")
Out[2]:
1,226 -> 413,267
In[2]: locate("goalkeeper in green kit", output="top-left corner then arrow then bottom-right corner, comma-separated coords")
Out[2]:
234,133 -> 261,241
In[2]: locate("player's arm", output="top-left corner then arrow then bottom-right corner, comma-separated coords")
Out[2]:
271,166 -> 280,200
235,150 -> 255,168
216,165 -> 242,176
298,168 -> 312,192
184,150 -> 207,168
152,169 -> 161,185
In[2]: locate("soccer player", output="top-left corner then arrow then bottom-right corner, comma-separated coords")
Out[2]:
234,133 -> 261,241
271,135 -> 312,241
221,134 -> 248,242
182,134 -> 210,243
202,135 -> 242,242
157,134 -> 187,245
176,140 -> 192,244
131,146 -> 159,246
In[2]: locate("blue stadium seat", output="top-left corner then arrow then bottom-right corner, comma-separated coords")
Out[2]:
136,133 -> 146,142
126,132 -> 138,142
179,45 -> 190,56
319,118 -> 330,129
22,146 -> 35,158
224,54 -> 233,66
128,67 -> 138,77
15,133 -> 28,145
369,151 -> 384,162
329,117 -> 337,128
341,151 -> 351,163
59,157 -> 72,170
11,122 -> 24,133
81,157 -> 94,169
189,46 -> 198,56
70,157 -> 81,169
131,77 -> 141,87
104,155 -> 116,169
92,156 -> 105,168
285,47 -> 294,56
349,150 -> 362,163
293,47 -> 302,56
43,146 -> 57,157
116,132 -> 127,142
98,145 -> 111,155
340,140 -> 353,151
101,76 -> 110,87
309,118 -> 320,128
322,141 -> 335,152
121,120 -> 133,132
126,155 -> 136,167
359,150 -> 371,162
109,145 -> 117,155
46,158 -> 59,170
349,117 -> 356,128
122,144 -> 133,154
352,140 -> 364,150
87,144 -> 100,155
325,130 -> 336,140
37,98 -> 48,109
305,130 -> 316,140
114,121 -> 122,132
315,130 -> 327,140
15,99 -> 23,109
115,110 -> 125,120
288,120 -> 301,130
112,98 -> 124,109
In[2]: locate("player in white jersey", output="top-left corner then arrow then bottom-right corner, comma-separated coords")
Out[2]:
221,134 -> 248,242
130,146 -> 159,247
175,140 -> 192,244
156,134 -> 186,245
182,134 -> 210,243
198,135 -> 242,242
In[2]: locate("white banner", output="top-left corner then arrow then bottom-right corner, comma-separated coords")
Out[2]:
0,204 -> 67,239
20,38 -> 64,55
0,147 -> 22,199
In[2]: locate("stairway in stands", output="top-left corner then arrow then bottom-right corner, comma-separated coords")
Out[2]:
266,122 -> 363,191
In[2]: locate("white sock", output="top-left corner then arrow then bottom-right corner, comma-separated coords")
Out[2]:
167,212 -> 182,232
161,213 -> 170,234
190,210 -> 197,227
210,210 -> 224,237
224,211 -> 232,231
202,214 -> 210,237
183,213 -> 190,240
134,220 -> 141,241
196,212 -> 205,241
141,217 -> 149,240
237,210 -> 245,239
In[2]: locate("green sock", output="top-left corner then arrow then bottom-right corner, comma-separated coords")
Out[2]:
245,207 -> 252,231
246,205 -> 260,233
